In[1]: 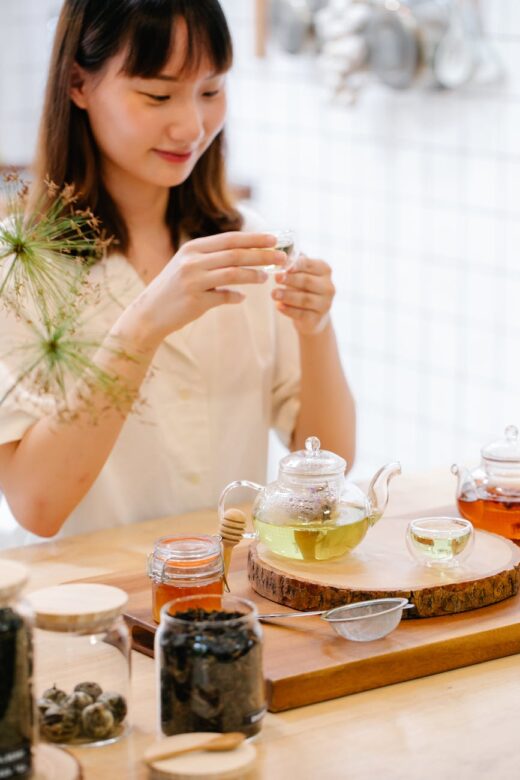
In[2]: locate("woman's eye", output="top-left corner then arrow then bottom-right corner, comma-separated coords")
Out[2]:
202,90 -> 220,98
141,93 -> 170,103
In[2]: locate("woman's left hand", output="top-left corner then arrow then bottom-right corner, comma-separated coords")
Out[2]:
272,255 -> 335,336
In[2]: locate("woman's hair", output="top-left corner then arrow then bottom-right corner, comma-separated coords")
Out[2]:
33,0 -> 243,254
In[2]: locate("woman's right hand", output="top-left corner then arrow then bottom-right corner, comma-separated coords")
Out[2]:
117,232 -> 286,350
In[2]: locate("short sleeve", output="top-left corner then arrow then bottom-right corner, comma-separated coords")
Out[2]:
0,308 -> 43,445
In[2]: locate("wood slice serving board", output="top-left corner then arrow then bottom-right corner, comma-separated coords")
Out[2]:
249,517 -> 520,617
80,520 -> 520,713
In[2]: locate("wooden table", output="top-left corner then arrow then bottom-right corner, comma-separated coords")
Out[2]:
4,470 -> 520,779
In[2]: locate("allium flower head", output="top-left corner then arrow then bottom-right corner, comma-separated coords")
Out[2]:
1,309 -> 138,420
0,174 -> 111,318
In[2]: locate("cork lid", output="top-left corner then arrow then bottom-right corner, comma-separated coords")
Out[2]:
0,560 -> 28,605
25,583 -> 128,632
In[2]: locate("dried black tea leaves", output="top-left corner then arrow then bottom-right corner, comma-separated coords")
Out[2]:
0,608 -> 33,780
159,608 -> 265,738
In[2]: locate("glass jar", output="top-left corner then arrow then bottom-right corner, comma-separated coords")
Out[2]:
0,560 -> 33,780
23,583 -> 130,748
156,594 -> 266,738
147,535 -> 224,623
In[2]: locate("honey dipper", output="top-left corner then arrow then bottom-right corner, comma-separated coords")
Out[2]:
219,508 -> 247,586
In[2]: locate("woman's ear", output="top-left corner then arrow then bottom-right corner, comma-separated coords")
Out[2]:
70,63 -> 89,109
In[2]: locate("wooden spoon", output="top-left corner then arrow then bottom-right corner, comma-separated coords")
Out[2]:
144,732 -> 245,766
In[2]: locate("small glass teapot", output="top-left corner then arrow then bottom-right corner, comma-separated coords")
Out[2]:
218,437 -> 401,562
452,425 -> 520,540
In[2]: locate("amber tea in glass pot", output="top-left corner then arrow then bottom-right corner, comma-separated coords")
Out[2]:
452,425 -> 520,540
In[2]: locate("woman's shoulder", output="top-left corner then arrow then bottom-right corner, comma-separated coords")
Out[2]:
237,203 -> 269,233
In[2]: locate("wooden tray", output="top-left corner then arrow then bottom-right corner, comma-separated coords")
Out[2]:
81,530 -> 520,713
248,517 -> 520,616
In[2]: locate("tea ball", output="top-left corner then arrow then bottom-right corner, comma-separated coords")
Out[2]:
37,698 -> 55,717
40,705 -> 79,743
97,691 -> 127,725
74,681 -> 102,701
42,684 -> 67,705
81,702 -> 114,740
64,691 -> 93,712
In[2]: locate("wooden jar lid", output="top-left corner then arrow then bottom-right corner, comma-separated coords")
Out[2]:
144,733 -> 257,779
25,583 -> 128,632
34,744 -> 82,780
0,559 -> 28,604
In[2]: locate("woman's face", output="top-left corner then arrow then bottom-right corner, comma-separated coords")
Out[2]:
70,20 -> 228,191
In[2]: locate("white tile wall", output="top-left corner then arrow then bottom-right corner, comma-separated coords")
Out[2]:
219,0 -> 520,481
1,0 -> 519,487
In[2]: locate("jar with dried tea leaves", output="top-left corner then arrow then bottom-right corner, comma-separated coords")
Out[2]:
0,560 -> 33,779
156,595 -> 266,738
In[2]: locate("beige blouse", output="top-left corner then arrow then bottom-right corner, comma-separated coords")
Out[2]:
0,208 -> 301,548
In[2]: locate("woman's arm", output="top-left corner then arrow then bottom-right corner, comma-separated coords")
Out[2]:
0,232 -> 285,537
0,316 -> 158,537
273,255 -> 356,467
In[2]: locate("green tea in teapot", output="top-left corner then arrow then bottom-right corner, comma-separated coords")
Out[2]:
218,437 -> 401,563
254,505 -> 376,562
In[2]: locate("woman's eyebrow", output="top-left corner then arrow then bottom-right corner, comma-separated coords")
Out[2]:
149,71 -> 219,82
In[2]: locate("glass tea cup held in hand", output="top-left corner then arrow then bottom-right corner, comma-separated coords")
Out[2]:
257,228 -> 298,273
218,436 -> 401,563
406,517 -> 474,569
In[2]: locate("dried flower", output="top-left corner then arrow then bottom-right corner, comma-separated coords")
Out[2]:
0,174 -> 139,419
0,174 -> 111,319
1,307 -> 139,421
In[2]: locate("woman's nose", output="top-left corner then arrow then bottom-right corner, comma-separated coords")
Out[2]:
167,101 -> 205,146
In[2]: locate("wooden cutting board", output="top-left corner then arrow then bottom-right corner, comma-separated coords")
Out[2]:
80,530 -> 520,713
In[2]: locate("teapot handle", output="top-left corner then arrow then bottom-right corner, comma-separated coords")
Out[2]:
218,480 -> 264,540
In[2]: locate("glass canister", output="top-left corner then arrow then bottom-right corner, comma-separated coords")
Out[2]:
23,583 -> 130,747
147,535 -> 224,623
156,594 -> 266,738
0,560 -> 33,780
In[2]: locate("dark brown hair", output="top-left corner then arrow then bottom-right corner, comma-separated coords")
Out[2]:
33,0 -> 243,255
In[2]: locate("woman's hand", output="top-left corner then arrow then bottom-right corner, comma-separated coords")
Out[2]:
121,232 -> 286,349
272,255 -> 335,336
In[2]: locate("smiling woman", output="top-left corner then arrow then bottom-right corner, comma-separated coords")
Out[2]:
34,0 -> 240,254
0,0 -> 355,546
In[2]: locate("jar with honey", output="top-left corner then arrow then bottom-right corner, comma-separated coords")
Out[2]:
147,535 -> 224,623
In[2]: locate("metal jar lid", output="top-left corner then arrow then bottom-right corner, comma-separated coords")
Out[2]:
148,535 -> 223,585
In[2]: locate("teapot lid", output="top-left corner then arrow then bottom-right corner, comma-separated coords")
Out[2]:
481,425 -> 520,464
280,436 -> 346,477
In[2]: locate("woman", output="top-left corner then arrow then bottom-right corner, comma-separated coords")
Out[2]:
0,0 -> 355,544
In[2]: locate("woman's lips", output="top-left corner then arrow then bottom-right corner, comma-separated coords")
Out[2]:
154,149 -> 193,163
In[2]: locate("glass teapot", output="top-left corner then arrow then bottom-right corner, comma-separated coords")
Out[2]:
218,437 -> 401,562
452,425 -> 520,540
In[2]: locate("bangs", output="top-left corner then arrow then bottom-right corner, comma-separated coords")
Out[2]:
120,0 -> 233,79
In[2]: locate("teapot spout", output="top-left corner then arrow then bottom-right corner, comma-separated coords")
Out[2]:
367,461 -> 401,524
451,463 -> 478,501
